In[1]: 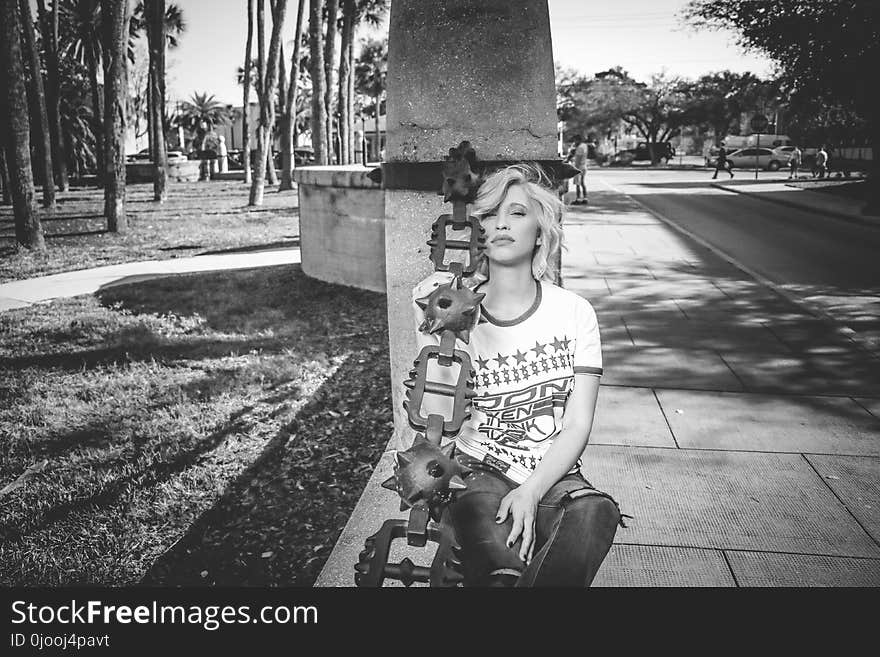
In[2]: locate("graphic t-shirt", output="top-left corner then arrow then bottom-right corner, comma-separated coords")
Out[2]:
412,273 -> 603,484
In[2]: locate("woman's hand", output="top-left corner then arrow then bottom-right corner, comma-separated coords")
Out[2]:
496,483 -> 542,564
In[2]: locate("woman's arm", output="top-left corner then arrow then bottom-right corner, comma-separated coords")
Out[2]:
496,373 -> 601,562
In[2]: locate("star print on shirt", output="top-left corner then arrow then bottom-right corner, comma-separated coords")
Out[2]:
475,356 -> 490,370
551,336 -> 568,352
493,352 -> 509,368
531,341 -> 547,357
513,349 -> 528,364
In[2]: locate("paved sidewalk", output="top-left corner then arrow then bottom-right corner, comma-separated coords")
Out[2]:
712,178 -> 877,227
0,247 -> 301,312
317,182 -> 880,587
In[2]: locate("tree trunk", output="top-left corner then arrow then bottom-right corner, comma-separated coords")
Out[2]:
147,0 -> 167,202
264,0 -> 280,187
323,0 -> 338,165
347,31 -> 353,164
1,0 -> 44,250
279,0 -> 305,190
248,0 -> 288,206
37,0 -> 65,191
308,0 -> 327,164
85,39 -> 105,184
36,1 -> 67,191
243,0 -> 254,184
18,0 -> 55,210
0,147 -> 11,204
337,0 -> 353,165
374,94 -> 380,161
102,0 -> 129,232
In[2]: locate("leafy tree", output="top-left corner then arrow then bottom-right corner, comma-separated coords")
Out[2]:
683,0 -> 880,213
563,68 -> 691,164
685,71 -> 781,142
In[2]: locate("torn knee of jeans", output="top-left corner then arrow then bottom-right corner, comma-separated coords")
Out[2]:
487,568 -> 521,587
562,489 -> 633,528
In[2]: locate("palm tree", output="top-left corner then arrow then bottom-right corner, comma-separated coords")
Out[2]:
145,0 -> 168,201
177,92 -> 231,151
355,36 -> 386,161
249,0 -> 289,205
59,0 -> 105,181
308,0 -> 327,164
337,0 -> 387,165
102,0 -> 130,232
242,0 -> 255,184
19,0 -> 56,210
36,0 -> 69,191
1,0 -> 45,250
279,0 -> 305,189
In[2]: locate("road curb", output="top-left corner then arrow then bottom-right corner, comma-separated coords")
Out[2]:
598,178 -> 880,362
711,182 -> 880,229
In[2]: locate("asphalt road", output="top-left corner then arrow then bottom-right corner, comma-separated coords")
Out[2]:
595,169 -> 880,291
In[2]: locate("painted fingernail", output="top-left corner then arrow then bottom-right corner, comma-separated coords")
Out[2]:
495,516 -> 502,523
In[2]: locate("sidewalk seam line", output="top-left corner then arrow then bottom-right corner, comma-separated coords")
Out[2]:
598,176 -> 880,361
650,388 -> 680,449
800,453 -> 880,551
612,541 -> 880,562
720,550 -> 741,587
851,397 -> 877,419
715,352 -> 748,391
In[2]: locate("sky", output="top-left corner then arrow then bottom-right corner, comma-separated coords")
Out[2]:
165,0 -> 776,107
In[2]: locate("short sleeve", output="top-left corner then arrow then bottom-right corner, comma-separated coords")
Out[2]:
572,298 -> 603,376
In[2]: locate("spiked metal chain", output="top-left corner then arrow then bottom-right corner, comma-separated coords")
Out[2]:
354,142 -> 487,587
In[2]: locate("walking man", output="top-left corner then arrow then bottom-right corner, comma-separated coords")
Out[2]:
712,142 -> 734,179
788,144 -> 802,179
565,134 -> 589,204
815,145 -> 828,179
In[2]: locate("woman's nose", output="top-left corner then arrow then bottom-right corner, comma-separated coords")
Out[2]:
494,213 -> 510,230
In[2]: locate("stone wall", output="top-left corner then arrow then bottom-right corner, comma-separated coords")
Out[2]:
292,165 -> 385,293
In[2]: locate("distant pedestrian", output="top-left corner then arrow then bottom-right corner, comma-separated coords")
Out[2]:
565,134 -> 589,205
788,144 -> 802,179
712,143 -> 734,179
814,145 -> 828,179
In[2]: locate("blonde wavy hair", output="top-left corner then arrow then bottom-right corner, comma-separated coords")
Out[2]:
471,163 -> 565,282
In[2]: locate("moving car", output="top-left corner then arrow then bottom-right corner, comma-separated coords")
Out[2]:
725,147 -> 788,171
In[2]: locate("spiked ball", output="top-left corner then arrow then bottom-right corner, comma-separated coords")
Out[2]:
382,435 -> 472,521
415,281 -> 485,344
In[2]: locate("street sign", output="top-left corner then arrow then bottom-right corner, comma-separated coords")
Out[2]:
750,114 -> 769,133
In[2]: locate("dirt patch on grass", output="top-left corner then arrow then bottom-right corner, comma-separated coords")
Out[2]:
0,264 -> 392,586
0,181 -> 299,284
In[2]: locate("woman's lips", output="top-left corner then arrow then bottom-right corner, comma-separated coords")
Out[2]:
491,235 -> 514,244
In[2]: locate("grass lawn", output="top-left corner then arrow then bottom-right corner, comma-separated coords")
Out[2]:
0,180 -> 300,284
0,264 -> 392,586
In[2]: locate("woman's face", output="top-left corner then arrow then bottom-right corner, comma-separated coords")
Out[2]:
481,184 -> 541,269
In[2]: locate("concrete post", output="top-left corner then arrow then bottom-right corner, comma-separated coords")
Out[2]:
383,0 -> 558,451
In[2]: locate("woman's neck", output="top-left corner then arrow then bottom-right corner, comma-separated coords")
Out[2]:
481,264 -> 538,320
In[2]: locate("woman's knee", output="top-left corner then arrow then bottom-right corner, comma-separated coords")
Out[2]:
561,492 -> 621,535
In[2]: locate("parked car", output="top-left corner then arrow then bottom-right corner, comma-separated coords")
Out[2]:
610,141 -> 675,165
725,147 -> 787,171
127,148 -> 187,164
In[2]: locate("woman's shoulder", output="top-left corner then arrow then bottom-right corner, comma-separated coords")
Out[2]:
540,281 -> 598,313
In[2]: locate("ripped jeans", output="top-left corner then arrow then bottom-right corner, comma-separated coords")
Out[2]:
443,451 -> 625,587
